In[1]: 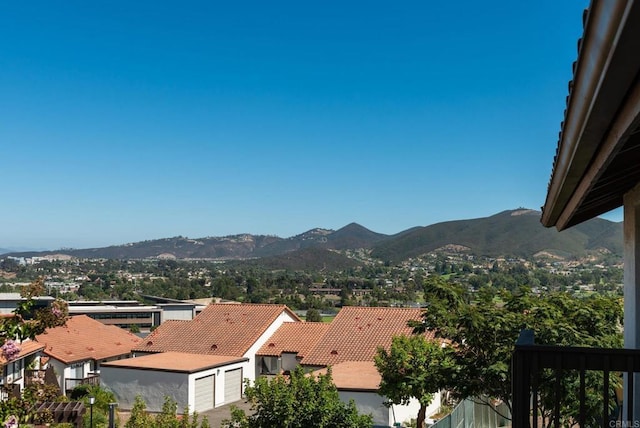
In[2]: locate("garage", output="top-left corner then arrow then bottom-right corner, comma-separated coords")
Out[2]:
194,374 -> 215,412
101,351 -> 248,413
224,368 -> 242,403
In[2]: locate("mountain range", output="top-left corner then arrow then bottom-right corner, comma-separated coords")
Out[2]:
1,209 -> 623,265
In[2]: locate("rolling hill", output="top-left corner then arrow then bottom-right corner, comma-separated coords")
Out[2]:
370,209 -> 623,262
2,209 -> 623,264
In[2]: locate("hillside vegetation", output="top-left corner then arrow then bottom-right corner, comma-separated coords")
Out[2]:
3,209 -> 623,266
371,209 -> 623,263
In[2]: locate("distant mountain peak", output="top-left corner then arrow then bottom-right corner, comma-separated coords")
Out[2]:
510,209 -> 539,217
338,222 -> 367,230
2,208 -> 622,264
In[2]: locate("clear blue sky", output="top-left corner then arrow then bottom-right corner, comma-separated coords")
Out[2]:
3,0 -> 615,250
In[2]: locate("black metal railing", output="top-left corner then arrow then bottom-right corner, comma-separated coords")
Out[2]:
512,330 -> 640,428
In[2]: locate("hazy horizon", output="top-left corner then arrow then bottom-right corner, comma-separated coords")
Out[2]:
1,206 -> 623,252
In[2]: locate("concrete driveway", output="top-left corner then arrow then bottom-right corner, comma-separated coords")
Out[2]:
117,399 -> 254,428
198,399 -> 254,427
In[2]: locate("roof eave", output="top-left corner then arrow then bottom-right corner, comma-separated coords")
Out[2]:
542,0 -> 639,230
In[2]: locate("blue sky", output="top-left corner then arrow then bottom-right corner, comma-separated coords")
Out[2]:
2,0 -> 614,250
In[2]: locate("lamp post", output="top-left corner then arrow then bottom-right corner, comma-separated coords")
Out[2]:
89,396 -> 95,428
108,402 -> 117,428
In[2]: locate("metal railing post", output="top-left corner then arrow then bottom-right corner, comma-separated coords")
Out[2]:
512,330 -> 534,428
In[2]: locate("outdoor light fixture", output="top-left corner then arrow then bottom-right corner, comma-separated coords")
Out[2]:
89,396 -> 95,428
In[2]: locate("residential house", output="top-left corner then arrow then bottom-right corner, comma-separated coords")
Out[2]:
0,340 -> 45,398
300,306 -> 439,426
512,0 -> 640,425
101,352 -> 248,413
102,303 -> 300,411
262,306 -> 438,427
300,306 -> 430,369
255,321 -> 329,375
313,361 -> 430,428
34,315 -> 142,394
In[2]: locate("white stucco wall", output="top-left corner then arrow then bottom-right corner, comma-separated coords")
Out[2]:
101,367 -> 189,412
160,305 -> 196,322
188,360 -> 246,408
48,358 -> 91,394
242,312 -> 298,382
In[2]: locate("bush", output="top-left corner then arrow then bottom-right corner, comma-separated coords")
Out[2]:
223,366 -> 372,427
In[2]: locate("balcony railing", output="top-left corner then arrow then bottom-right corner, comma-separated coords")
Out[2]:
25,369 -> 47,387
0,384 -> 20,401
512,330 -> 640,428
65,373 -> 100,393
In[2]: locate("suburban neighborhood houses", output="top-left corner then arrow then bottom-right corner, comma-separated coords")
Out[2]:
0,299 -> 441,426
34,315 -> 142,395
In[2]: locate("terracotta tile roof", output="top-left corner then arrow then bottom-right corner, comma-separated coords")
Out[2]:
313,360 -> 380,391
301,306 -> 430,367
35,315 -> 142,364
102,351 -> 247,373
132,303 -> 300,357
256,322 -> 329,357
0,340 -> 45,366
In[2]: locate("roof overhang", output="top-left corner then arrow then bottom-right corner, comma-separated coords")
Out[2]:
541,0 -> 640,230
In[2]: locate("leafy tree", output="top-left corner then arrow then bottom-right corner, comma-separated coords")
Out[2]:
305,308 -> 322,322
155,396 -> 180,428
124,396 -> 209,428
375,335 -> 455,428
223,366 -> 372,428
79,385 -> 117,428
124,396 -> 154,428
412,276 -> 623,424
0,278 -> 69,426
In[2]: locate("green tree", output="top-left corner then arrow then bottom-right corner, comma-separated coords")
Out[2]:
124,396 -> 209,428
0,278 -> 69,426
124,396 -> 154,428
412,276 -> 623,424
375,335 -> 455,428
154,396 -> 180,428
223,366 -> 372,428
305,308 -> 322,322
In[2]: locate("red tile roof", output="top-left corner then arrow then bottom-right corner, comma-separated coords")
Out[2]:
256,322 -> 329,357
0,340 -> 45,366
301,306 -> 430,367
35,315 -> 142,364
313,361 -> 380,391
102,351 -> 247,373
132,303 -> 300,357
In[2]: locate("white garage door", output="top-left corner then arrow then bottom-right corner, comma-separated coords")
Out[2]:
194,374 -> 215,412
224,368 -> 242,403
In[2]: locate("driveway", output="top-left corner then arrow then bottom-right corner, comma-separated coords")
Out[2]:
117,399 -> 254,428
198,399 -> 254,427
